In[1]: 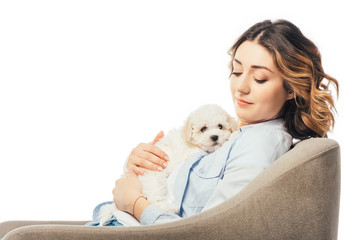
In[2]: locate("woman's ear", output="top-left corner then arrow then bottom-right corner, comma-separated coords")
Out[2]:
283,81 -> 295,100
286,91 -> 295,100
182,117 -> 193,143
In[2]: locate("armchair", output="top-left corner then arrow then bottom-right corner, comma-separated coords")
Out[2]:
0,138 -> 341,240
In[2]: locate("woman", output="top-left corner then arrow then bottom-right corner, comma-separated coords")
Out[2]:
106,19 -> 338,225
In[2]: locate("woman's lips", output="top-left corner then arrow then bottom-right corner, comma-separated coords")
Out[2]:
236,98 -> 253,106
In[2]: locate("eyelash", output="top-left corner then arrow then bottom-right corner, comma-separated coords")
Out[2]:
231,72 -> 242,77
231,72 -> 267,84
254,78 -> 267,84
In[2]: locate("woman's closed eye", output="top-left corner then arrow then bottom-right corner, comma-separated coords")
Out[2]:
231,72 -> 242,77
254,78 -> 267,84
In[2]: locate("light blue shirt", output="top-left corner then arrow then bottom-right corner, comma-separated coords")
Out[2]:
140,119 -> 293,225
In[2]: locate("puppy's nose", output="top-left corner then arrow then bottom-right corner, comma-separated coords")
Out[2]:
211,135 -> 218,142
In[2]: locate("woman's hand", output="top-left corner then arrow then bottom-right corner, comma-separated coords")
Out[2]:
112,171 -> 143,214
113,171 -> 151,220
126,131 -> 169,175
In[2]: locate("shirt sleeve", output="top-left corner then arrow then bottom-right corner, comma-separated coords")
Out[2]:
140,205 -> 182,225
203,128 -> 292,211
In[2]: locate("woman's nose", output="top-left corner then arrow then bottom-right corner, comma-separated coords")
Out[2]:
234,74 -> 251,94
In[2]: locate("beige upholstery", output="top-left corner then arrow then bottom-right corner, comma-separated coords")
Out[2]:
0,138 -> 341,240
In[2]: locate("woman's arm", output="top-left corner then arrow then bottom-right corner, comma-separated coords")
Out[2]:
112,171 -> 150,221
114,131 -> 179,224
112,171 -> 182,224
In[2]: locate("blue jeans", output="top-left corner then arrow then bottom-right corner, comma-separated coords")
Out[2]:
86,201 -> 124,227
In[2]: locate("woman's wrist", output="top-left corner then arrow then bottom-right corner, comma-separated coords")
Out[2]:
133,196 -> 151,221
132,196 -> 147,215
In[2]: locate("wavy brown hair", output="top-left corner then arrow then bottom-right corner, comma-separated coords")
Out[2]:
228,19 -> 339,139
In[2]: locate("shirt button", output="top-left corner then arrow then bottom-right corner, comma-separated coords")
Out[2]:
199,168 -> 205,174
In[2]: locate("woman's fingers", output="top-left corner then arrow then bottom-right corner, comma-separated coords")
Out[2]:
127,164 -> 147,176
143,144 -> 169,162
131,151 -> 167,171
151,131 -> 164,145
126,132 -> 169,174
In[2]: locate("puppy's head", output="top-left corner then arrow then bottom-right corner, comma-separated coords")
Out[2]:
182,104 -> 238,152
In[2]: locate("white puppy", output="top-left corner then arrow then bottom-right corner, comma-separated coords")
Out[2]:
98,104 -> 238,226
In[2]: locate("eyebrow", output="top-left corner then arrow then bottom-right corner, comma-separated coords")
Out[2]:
233,58 -> 274,73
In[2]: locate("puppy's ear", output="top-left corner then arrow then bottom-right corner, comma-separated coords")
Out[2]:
227,115 -> 239,132
182,116 -> 193,143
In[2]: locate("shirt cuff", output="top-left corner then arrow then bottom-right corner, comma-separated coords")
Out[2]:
140,205 -> 165,225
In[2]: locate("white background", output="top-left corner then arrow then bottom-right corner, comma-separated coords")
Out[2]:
0,0 -> 358,238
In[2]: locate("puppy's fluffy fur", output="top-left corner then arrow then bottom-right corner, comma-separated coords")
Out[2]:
99,104 -> 238,225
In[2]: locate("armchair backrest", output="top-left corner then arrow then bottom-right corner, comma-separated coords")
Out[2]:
0,138 -> 341,240
169,138 -> 341,240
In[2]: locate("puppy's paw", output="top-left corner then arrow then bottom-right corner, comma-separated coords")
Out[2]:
99,217 -> 108,227
98,203 -> 117,226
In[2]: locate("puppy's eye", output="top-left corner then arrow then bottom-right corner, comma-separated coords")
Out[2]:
218,124 -> 223,129
201,126 -> 207,132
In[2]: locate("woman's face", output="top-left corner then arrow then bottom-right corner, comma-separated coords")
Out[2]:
230,41 -> 293,127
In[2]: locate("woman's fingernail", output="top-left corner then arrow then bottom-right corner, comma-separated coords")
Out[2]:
157,166 -> 163,171
163,162 -> 168,168
164,156 -> 169,161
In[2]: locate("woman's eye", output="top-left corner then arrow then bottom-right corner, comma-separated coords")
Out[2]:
218,124 -> 223,129
255,78 -> 267,84
231,72 -> 242,77
201,126 -> 207,132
